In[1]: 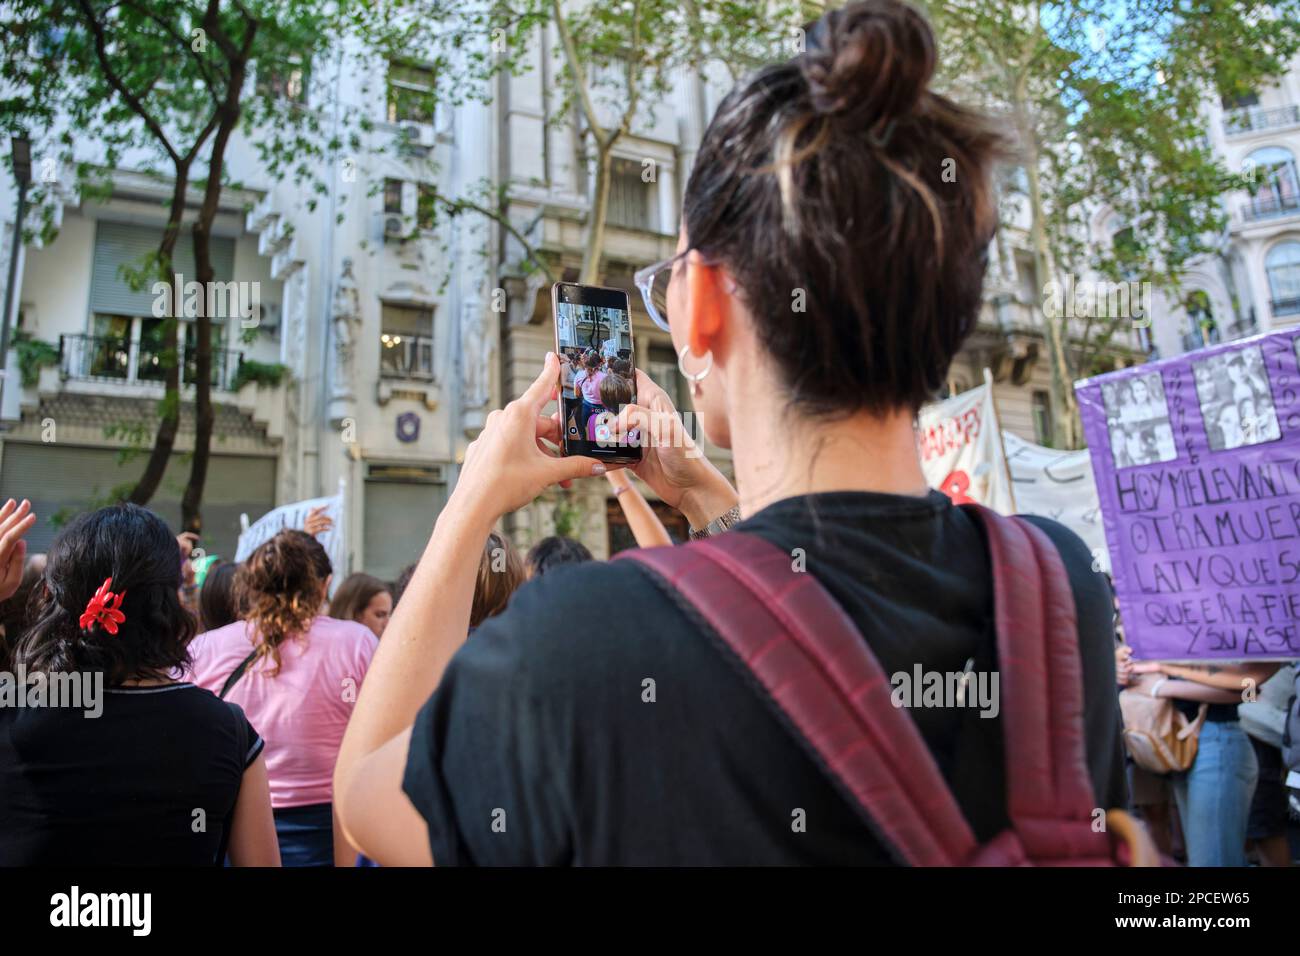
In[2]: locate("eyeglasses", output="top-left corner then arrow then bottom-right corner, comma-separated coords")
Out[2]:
633,254 -> 685,333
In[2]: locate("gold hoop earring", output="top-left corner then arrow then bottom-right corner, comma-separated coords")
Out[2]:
677,345 -> 713,398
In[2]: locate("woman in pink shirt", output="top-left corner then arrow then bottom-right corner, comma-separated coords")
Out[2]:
189,531 -> 377,867
577,350 -> 606,438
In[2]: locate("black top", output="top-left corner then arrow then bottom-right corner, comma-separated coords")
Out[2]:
1174,699 -> 1240,723
0,682 -> 262,865
403,491 -> 1126,865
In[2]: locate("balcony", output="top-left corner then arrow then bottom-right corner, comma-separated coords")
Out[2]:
379,330 -> 434,381
1241,193 -> 1300,223
59,334 -> 244,391
1224,103 -> 1300,138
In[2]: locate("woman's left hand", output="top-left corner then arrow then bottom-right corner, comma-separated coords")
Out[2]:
450,353 -> 607,524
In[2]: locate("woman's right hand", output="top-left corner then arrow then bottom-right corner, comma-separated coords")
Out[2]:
613,369 -> 738,530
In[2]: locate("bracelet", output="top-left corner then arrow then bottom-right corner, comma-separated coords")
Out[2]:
613,484 -> 633,497
689,505 -> 742,540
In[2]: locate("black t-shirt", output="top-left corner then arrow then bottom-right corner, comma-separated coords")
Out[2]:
403,491 -> 1126,865
0,681 -> 263,865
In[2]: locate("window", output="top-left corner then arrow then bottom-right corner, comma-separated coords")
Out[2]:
387,59 -> 435,124
1182,290 -> 1218,350
380,303 -> 434,380
1014,250 -> 1037,305
606,158 -> 653,231
1245,146 -> 1300,219
417,184 -> 437,230
1032,390 -> 1053,446
1001,166 -> 1030,194
1266,241 -> 1300,317
87,314 -> 132,380
384,179 -> 404,215
646,343 -> 684,411
1221,91 -> 1259,110
257,57 -> 308,103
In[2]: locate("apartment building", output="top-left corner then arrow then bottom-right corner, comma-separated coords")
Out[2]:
0,18 -> 1149,569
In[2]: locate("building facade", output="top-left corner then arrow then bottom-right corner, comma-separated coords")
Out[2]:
0,21 -> 1153,573
1150,51 -> 1300,358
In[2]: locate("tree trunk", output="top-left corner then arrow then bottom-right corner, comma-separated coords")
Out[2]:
1017,93 -> 1081,449
127,172 -> 192,506
580,139 -> 614,284
181,40 -> 252,534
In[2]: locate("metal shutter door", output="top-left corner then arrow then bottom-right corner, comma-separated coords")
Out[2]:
0,442 -> 274,559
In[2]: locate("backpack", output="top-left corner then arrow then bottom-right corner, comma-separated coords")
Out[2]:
618,503 -> 1161,866
1118,689 -> 1205,774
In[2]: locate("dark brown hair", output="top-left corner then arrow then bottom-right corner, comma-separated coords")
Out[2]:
470,531 -> 524,630
235,531 -> 329,675
329,573 -> 392,625
682,0 -> 1005,415
14,505 -> 196,686
199,560 -> 239,632
0,553 -> 45,667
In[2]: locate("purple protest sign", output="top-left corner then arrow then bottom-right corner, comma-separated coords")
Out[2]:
1076,328 -> 1300,661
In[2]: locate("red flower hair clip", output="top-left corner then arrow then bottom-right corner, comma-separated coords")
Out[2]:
79,577 -> 127,635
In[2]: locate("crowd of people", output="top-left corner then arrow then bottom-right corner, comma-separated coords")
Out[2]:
0,0 -> 1296,868
560,349 -> 637,445
0,488 -> 621,865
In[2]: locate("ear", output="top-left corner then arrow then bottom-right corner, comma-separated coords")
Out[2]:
685,253 -> 728,357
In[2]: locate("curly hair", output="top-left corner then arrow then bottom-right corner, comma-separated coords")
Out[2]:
14,505 -> 195,686
234,530 -> 330,676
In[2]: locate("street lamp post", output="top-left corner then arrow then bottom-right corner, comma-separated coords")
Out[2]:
0,134 -> 33,420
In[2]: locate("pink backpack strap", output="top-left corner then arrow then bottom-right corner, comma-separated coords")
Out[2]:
959,504 -> 1108,861
619,531 -> 979,866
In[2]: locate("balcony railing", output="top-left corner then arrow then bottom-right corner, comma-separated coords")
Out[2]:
1224,103 -> 1300,137
1241,193 -> 1300,223
379,330 -> 434,381
59,334 -> 243,391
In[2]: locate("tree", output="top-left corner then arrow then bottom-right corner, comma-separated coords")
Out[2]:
0,0 -> 424,532
927,0 -> 1300,447
401,0 -> 799,286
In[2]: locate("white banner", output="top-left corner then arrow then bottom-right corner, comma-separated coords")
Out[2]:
917,383 -> 1015,514
236,481 -> 347,593
1002,432 -> 1111,574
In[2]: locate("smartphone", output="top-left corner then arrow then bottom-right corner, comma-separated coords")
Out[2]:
551,282 -> 642,464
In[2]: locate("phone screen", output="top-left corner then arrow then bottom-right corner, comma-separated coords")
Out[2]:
552,282 -> 642,463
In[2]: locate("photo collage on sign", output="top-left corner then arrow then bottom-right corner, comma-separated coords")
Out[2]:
1101,371 -> 1178,469
1192,344 -> 1281,452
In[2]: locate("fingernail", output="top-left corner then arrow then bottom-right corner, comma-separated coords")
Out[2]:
545,351 -> 555,362
591,463 -> 606,476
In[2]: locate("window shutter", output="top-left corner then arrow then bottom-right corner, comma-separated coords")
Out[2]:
90,220 -> 235,317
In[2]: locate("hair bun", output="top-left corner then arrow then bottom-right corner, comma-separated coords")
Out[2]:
801,0 -> 936,135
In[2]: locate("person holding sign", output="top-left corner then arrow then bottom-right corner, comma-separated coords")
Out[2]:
1130,659 -> 1281,867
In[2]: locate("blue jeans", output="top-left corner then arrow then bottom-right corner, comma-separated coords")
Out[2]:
273,803 -> 334,868
1171,721 -> 1258,867
579,399 -> 603,439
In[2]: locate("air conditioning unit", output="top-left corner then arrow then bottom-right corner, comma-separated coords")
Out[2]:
400,122 -> 436,154
383,214 -> 409,240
